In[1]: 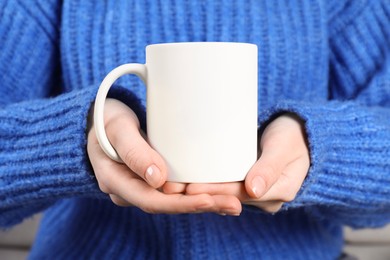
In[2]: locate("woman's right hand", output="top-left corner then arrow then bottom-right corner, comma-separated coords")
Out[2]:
87,98 -> 241,215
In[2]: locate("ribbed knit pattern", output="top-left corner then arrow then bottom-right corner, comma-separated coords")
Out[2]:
0,88 -> 106,227
261,99 -> 390,228
328,0 -> 390,100
0,0 -> 389,259
31,200 -> 342,260
60,0 -> 328,107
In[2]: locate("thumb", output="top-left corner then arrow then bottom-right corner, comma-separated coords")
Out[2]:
105,99 -> 167,188
246,114 -> 306,199
110,119 -> 167,188
245,150 -> 286,199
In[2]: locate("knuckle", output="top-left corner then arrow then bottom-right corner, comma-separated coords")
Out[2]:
98,183 -> 111,194
263,203 -> 283,213
261,165 -> 277,189
110,195 -> 126,207
96,175 -> 111,194
105,116 -> 131,148
110,195 -> 118,204
104,119 -> 120,143
124,147 -> 141,172
281,192 -> 296,203
278,175 -> 299,202
94,167 -> 117,195
197,195 -> 214,209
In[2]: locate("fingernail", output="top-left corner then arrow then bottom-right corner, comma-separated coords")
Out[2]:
145,165 -> 162,187
251,176 -> 265,199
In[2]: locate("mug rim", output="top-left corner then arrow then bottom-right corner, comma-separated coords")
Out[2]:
146,42 -> 257,50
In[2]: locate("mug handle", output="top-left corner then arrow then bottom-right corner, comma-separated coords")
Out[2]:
94,63 -> 147,163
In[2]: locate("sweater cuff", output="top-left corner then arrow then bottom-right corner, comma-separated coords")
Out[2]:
0,88 -> 106,208
0,88 -> 103,226
0,85 -> 146,226
258,99 -> 390,214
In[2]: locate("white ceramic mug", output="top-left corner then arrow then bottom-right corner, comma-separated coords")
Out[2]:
94,42 -> 258,183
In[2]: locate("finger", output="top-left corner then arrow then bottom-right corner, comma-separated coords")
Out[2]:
212,195 -> 242,215
246,114 -> 310,200
186,182 -> 248,201
90,136 -> 197,213
88,135 -> 130,194
245,152 -> 286,199
109,194 -> 133,207
91,142 -> 241,215
244,200 -> 284,214
185,183 -> 243,215
257,155 -> 310,202
104,165 -> 225,214
245,122 -> 303,200
91,153 -> 214,214
162,182 -> 187,194
105,103 -> 167,188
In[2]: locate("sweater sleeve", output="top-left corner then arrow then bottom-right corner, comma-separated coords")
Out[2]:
0,85 -> 145,228
0,87 -> 105,227
263,0 -> 390,228
0,0 -> 132,227
261,94 -> 390,228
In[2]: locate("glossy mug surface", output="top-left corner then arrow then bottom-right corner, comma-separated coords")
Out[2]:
94,42 -> 258,183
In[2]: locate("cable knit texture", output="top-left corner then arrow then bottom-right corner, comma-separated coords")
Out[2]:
0,0 -> 389,259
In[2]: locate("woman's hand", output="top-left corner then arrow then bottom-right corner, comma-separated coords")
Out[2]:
87,98 -> 241,215
185,113 -> 310,213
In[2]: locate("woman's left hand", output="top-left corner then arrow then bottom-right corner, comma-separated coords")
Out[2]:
176,113 -> 310,214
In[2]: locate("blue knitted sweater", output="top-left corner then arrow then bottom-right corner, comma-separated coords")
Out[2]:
1,0 -> 390,259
